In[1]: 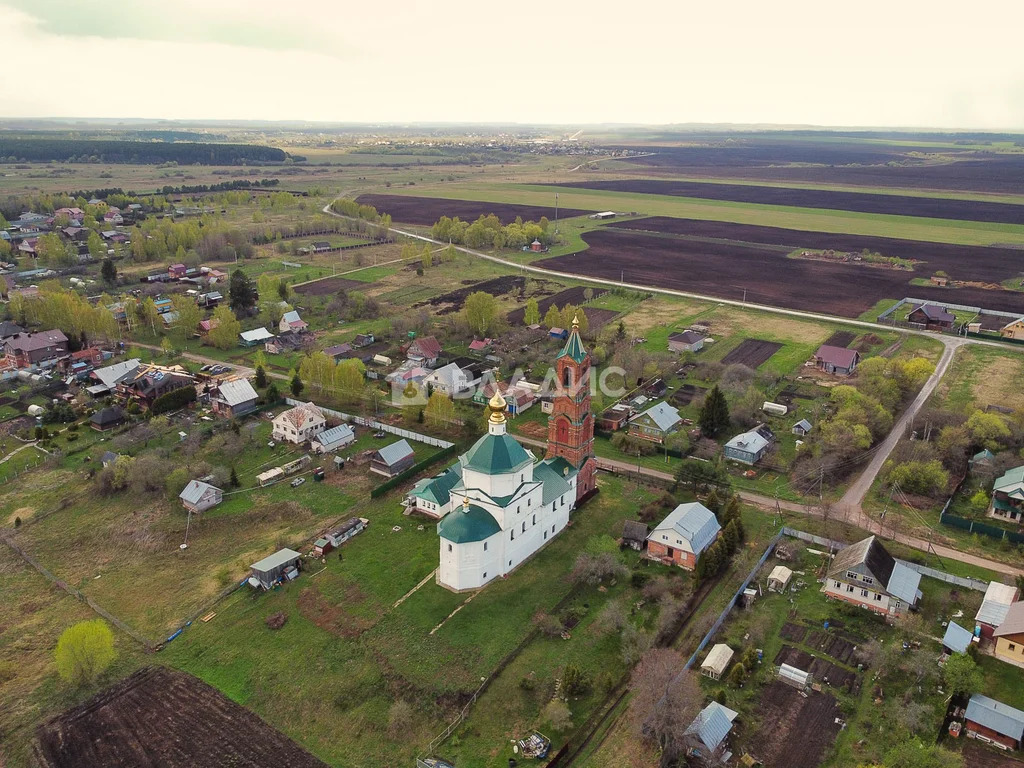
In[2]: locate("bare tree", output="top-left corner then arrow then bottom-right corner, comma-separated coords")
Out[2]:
627,649 -> 702,761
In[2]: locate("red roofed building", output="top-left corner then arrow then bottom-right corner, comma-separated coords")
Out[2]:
406,335 -> 443,366
2,330 -> 69,369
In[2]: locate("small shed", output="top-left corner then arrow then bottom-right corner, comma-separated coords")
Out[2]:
701,643 -> 734,680
248,548 -> 302,590
90,406 -> 126,432
965,694 -> 1024,750
310,424 -> 356,454
768,565 -> 793,593
684,701 -> 739,753
328,517 -> 367,547
778,663 -> 813,690
622,520 -> 649,551
313,537 -> 334,557
942,621 -> 975,656
792,419 -> 812,436
548,327 -> 568,340
370,439 -> 416,478
257,467 -> 285,486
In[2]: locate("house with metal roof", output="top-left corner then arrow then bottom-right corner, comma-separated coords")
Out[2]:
994,602 -> 1024,667
87,358 -> 141,396
248,548 -> 302,590
965,694 -> 1024,750
90,406 -> 126,432
823,535 -> 921,618
279,310 -> 308,335
990,465 -> 1024,524
179,480 -> 223,513
406,335 -> 443,366
942,621 -> 975,655
792,418 -> 813,436
813,344 -> 860,376
684,701 -> 738,755
668,330 -> 706,354
646,502 -> 722,570
272,402 -> 326,444
370,439 -> 416,477
209,378 -> 259,418
405,466 -> 463,519
310,424 -> 356,455
423,362 -> 477,397
976,581 -> 1020,640
724,425 -> 775,465
240,327 -> 275,346
628,401 -> 682,444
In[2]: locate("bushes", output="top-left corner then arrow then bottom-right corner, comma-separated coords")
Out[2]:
886,459 -> 950,497
150,385 -> 197,415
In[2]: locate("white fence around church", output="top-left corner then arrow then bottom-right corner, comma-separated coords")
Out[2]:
284,398 -> 455,449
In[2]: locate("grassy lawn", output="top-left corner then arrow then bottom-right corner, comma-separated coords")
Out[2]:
933,343 -> 1024,414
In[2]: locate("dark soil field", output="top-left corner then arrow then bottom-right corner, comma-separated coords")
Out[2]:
293,276 -> 368,296
355,194 -> 593,226
32,666 -> 327,768
823,331 -> 856,347
746,681 -> 844,768
720,339 -> 782,368
671,384 -> 706,406
534,221 -> 1024,317
418,275 -> 528,314
550,179 -> 1024,224
581,306 -> 617,329
773,645 -> 860,693
961,741 -> 1024,768
506,286 -> 607,324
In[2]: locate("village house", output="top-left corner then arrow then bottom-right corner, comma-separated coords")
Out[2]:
353,333 -> 375,348
405,466 -> 462,519
468,338 -> 492,355
405,335 -> 443,367
103,209 -> 123,225
667,330 -> 706,354
86,358 -> 141,397
990,465 -> 1024,523
646,502 -> 721,570
324,343 -> 353,361
271,402 -> 326,444
724,425 -> 775,465
310,424 -> 356,454
965,694 -> 1024,751
117,366 -> 196,410
907,303 -> 955,330
2,330 -> 69,370
598,403 -> 632,432
90,406 -> 126,432
423,362 -> 477,398
0,321 -> 23,340
209,378 -> 259,418
628,401 -> 682,443
239,327 -> 275,347
976,581 -> 1020,641
993,602 -> 1024,667
168,263 -> 188,279
813,344 -> 860,376
473,380 -> 536,416
279,310 -> 308,335
823,535 -> 921,618
178,480 -> 223,513
1000,318 -> 1024,341
436,318 -> 597,592
370,439 -> 416,478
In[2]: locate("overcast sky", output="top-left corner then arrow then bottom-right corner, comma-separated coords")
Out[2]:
2,0 -> 1023,129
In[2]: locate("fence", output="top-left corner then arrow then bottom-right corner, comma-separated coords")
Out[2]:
940,509 -> 1024,546
683,532 -> 782,671
284,398 -> 454,449
781,527 -> 990,592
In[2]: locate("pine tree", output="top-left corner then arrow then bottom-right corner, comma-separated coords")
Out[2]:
723,520 -> 739,555
705,487 -> 721,513
230,467 -> 240,487
699,385 -> 730,438
290,371 -> 304,397
255,365 -> 267,388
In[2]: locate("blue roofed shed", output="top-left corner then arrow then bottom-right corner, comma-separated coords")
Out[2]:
684,701 -> 738,752
941,621 -> 974,655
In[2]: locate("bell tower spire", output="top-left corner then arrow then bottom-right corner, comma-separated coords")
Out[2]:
546,315 -> 596,501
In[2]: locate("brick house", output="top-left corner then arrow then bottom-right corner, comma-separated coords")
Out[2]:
965,694 -> 1024,751
822,536 -> 921,618
2,330 -> 69,370
646,502 -> 721,570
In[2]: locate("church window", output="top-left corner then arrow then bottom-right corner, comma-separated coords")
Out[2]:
483,572 -> 487,579
483,542 -> 488,551
510,530 -> 514,541
551,524 -> 556,532
447,544 -> 452,552
544,531 -> 547,540
522,522 -> 526,533
562,367 -> 572,388
509,560 -> 512,566
532,514 -> 536,525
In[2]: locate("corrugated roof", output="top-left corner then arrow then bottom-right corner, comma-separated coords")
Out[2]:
994,465 -> 1024,495
886,561 -> 922,605
977,582 -> 1019,627
535,458 -> 573,506
214,378 -> 258,407
942,621 -> 974,654
725,428 -> 771,455
312,424 -> 355,449
376,439 -> 415,467
994,601 -> 1024,638
411,466 -> 461,506
250,548 -> 301,573
684,702 -> 738,751
966,695 -> 1024,741
179,480 -> 220,505
828,536 -> 896,588
649,502 -> 721,555
793,419 -> 812,432
669,330 -> 705,345
814,344 -> 859,369
240,328 -> 275,342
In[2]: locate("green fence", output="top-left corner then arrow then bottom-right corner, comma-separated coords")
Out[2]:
370,444 -> 458,499
940,510 -> 1024,545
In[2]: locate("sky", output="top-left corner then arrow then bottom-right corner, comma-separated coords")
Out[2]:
1,0 -> 1023,129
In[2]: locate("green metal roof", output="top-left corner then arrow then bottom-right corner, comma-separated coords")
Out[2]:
462,432 -> 532,475
411,466 -> 461,505
535,459 -> 574,506
558,327 -> 587,364
438,504 -> 501,543
995,465 -> 1024,491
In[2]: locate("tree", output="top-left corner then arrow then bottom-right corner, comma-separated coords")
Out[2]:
424,391 -> 456,428
229,269 -> 258,314
205,305 -> 241,350
254,365 -> 268,388
464,291 -> 498,336
55,620 -> 117,687
160,336 -> 175,358
335,359 -> 366,403
139,297 -> 160,335
627,649 -> 701,759
699,385 -> 730,438
230,466 -> 240,487
523,297 -> 540,326
277,280 -> 290,301
170,295 -> 201,345
290,370 -> 304,397
265,382 -> 281,404
100,258 -> 117,285
966,410 -> 1011,450
942,652 -> 983,696
543,303 -> 561,329
886,459 -> 949,497
562,663 -> 591,696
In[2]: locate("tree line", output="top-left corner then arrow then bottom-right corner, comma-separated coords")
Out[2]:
430,213 -> 554,250
0,138 -> 292,165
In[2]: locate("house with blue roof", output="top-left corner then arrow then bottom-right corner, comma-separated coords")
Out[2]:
823,535 -> 921,619
628,401 -> 682,444
965,693 -> 1024,750
646,502 -> 721,570
684,701 -> 738,756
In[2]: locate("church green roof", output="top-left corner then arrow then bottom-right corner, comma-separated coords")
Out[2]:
438,504 -> 501,543
462,432 -> 532,475
558,327 -> 587,364
411,466 -> 461,505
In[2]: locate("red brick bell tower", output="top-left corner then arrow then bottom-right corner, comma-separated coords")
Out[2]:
546,315 -> 597,501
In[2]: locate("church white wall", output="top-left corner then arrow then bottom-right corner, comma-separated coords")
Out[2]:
439,531 -> 502,591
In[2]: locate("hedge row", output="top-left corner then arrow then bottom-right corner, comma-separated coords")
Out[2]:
370,444 -> 458,499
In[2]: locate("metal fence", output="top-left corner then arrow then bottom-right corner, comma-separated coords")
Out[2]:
284,398 -> 454,449
683,532 -> 782,671
781,527 -> 990,592
940,509 -> 1024,546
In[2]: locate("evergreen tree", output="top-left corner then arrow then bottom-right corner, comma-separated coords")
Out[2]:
290,371 -> 304,397
723,520 -> 739,555
265,383 -> 280,404
699,385 -> 730,438
705,487 -> 722,513
254,365 -> 267,388
230,466 -> 240,487
229,269 -> 258,314
100,258 -> 117,284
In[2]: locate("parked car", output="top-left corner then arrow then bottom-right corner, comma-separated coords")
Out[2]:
290,477 -> 305,488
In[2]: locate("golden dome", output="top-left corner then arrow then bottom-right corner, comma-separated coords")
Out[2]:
487,386 -> 507,424
571,312 -> 580,329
